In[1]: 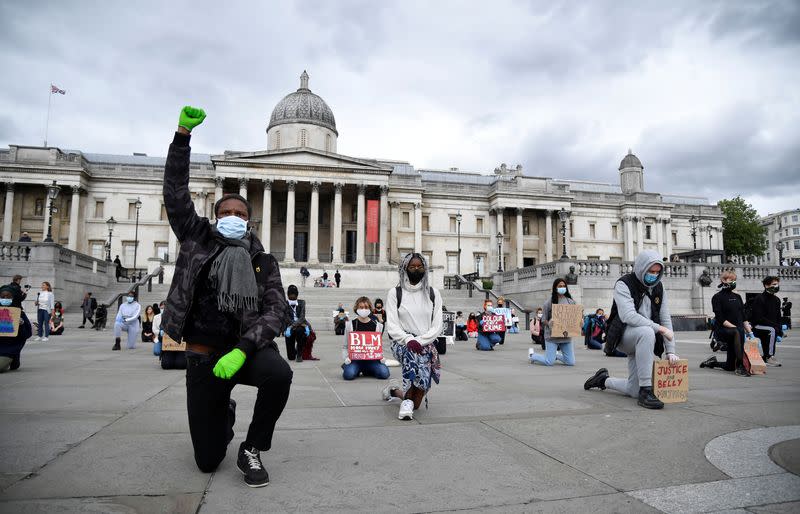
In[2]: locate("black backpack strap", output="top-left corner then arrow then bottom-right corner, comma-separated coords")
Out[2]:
395,286 -> 402,310
429,287 -> 436,322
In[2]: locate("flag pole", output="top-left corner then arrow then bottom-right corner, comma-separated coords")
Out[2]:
44,86 -> 53,147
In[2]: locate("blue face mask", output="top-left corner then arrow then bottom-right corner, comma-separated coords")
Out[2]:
557,287 -> 567,295
126,296 -> 135,303
643,273 -> 660,286
485,305 -> 494,313
216,215 -> 248,239
0,298 -> 12,306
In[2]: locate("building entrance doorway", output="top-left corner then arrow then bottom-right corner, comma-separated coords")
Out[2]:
294,232 -> 308,262
345,230 -> 357,263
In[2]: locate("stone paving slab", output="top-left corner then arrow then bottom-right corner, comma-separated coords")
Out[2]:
0,493 -> 203,514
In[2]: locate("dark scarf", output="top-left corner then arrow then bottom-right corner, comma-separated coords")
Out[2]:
209,228 -> 259,314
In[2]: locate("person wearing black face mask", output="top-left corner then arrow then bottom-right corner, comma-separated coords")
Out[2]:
700,270 -> 751,376
750,276 -> 784,367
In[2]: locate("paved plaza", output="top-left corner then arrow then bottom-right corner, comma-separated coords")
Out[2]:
0,326 -> 798,513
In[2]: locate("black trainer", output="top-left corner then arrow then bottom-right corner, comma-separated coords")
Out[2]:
637,387 -> 664,409
237,442 -> 269,488
9,355 -> 20,371
295,354 -> 303,363
734,365 -> 751,377
699,356 -> 717,368
227,399 -> 237,445
584,368 -> 609,390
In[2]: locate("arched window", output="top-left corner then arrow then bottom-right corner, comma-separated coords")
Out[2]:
274,130 -> 281,150
300,129 -> 307,147
325,133 -> 331,152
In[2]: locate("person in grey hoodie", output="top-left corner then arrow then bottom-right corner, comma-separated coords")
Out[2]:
583,250 -> 680,409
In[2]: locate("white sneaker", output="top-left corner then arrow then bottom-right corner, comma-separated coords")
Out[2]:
528,347 -> 535,357
381,379 -> 401,401
41,337 -> 48,342
765,357 -> 782,367
398,399 -> 414,420
33,336 -> 41,341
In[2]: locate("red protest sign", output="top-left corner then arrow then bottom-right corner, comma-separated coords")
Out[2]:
348,331 -> 383,360
483,315 -> 506,332
366,199 -> 380,244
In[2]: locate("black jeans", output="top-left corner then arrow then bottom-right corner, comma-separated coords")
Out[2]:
81,313 -> 94,326
715,326 -> 745,371
284,327 -> 307,360
185,346 -> 293,473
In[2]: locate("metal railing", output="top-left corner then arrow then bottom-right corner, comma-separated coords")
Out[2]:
102,266 -> 164,308
453,273 -> 531,328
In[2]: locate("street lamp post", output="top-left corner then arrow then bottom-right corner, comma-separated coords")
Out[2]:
497,231 -> 503,272
456,211 -> 462,276
689,215 -> 699,250
132,198 -> 142,279
775,240 -> 785,265
43,180 -> 61,242
558,208 -> 570,260
706,224 -> 713,249
105,216 -> 116,261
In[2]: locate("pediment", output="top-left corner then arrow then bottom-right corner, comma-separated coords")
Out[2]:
212,148 -> 391,172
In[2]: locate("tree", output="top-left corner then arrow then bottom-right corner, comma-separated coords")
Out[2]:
718,196 -> 767,258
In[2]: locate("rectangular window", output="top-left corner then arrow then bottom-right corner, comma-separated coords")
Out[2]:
793,215 -> 798,222
672,231 -> 678,246
449,216 -> 457,233
423,251 -> 433,265
569,221 -> 573,234
476,218 -> 484,234
587,255 -> 600,260
611,224 -> 619,240
122,242 -> 136,266
155,243 -> 169,261
128,202 -> 137,219
402,211 -> 410,228
645,225 -> 652,240
160,204 -> 167,221
89,241 -> 105,260
589,223 -> 596,239
35,198 -> 44,217
474,254 -> 486,275
793,228 -> 799,236
422,215 -> 430,232
447,253 -> 458,274
95,200 -> 104,219
523,220 -> 530,236
795,240 -> 800,250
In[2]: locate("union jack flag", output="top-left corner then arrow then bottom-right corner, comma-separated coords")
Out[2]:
50,84 -> 66,95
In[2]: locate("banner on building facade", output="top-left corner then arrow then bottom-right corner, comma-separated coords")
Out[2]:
366,200 -> 380,243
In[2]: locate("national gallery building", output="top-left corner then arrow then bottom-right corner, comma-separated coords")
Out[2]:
0,72 -> 723,285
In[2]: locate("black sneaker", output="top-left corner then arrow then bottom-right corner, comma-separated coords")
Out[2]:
295,354 -> 303,363
237,443 -> 269,488
584,368 -> 609,390
699,356 -> 717,369
227,399 -> 237,445
112,338 -> 121,351
637,387 -> 664,409
734,365 -> 751,377
9,356 -> 20,371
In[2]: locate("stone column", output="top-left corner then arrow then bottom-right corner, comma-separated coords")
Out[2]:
379,186 -> 389,264
214,177 -> 224,206
238,178 -> 248,200
565,214 -> 572,259
356,184 -> 366,264
3,183 -> 14,242
515,207 -> 524,269
195,191 -> 207,217
389,200 -> 400,263
665,218 -> 673,259
544,210 -> 553,263
655,216 -> 664,256
636,217 -> 644,254
413,202 -> 422,253
309,181 -> 320,263
284,180 -> 296,262
261,179 -> 272,252
68,185 -> 81,250
332,182 -> 343,264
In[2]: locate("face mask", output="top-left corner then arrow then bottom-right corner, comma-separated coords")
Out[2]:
485,305 -> 494,313
597,314 -> 604,319
356,308 -> 371,318
0,298 -> 12,307
556,287 -> 567,295
216,215 -> 248,239
407,269 -> 424,285
536,312 -> 543,318
643,273 -> 660,286
720,281 -> 736,290
126,296 -> 134,303
767,286 -> 780,294
288,299 -> 298,306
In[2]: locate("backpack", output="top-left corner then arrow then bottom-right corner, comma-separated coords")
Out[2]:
605,274 -> 665,357
395,285 -> 437,322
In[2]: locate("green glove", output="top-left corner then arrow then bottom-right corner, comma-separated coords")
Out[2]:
178,106 -> 206,132
212,348 -> 246,379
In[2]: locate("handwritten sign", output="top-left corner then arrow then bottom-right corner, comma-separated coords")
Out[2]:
161,332 -> 186,352
494,307 -> 512,327
652,359 -> 689,403
744,339 -> 766,375
551,304 -> 584,338
482,314 -> 506,332
441,311 -> 456,337
0,307 -> 21,337
348,331 -> 383,360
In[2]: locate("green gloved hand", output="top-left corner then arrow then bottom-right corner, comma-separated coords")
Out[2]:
178,106 -> 206,132
212,348 -> 246,379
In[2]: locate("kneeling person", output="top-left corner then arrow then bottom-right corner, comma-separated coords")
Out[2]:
700,270 -> 751,376
162,107 -> 292,488
342,297 -> 390,380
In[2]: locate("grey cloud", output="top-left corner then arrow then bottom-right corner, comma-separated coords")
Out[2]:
708,0 -> 800,47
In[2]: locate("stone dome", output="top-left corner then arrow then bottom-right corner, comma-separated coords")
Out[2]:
267,71 -> 337,135
619,149 -> 643,170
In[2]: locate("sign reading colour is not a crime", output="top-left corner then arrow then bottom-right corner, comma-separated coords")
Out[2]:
348,331 -> 383,360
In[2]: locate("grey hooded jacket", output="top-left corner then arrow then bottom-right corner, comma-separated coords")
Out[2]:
612,250 -> 676,354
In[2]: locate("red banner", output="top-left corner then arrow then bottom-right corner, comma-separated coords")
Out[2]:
348,331 -> 383,360
366,199 -> 380,244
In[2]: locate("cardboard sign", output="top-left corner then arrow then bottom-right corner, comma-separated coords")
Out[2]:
550,304 -> 584,338
161,332 -> 186,352
348,331 -> 383,360
494,307 -> 513,326
0,307 -> 21,337
652,359 -> 689,403
482,314 -> 506,332
441,311 -> 456,337
744,339 -> 766,375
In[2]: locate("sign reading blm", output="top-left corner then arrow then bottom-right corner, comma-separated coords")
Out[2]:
348,331 -> 383,360
0,307 -> 21,338
652,359 -> 689,403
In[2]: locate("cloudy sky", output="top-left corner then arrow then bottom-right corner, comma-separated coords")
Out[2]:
1,0 -> 798,215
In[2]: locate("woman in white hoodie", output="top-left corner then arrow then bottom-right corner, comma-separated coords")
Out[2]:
382,253 -> 443,420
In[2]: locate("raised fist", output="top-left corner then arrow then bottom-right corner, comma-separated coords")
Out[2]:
178,106 -> 206,132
